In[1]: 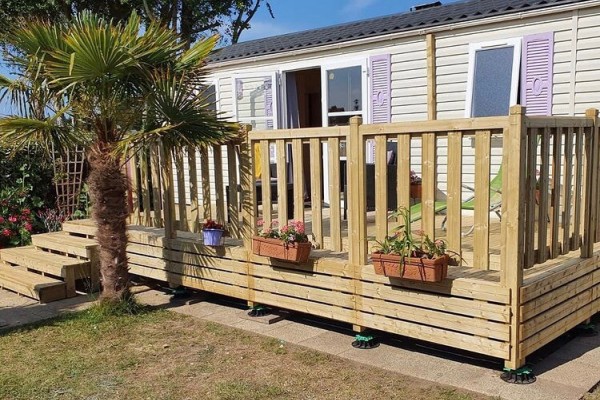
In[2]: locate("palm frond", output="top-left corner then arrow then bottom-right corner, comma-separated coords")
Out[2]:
0,114 -> 90,155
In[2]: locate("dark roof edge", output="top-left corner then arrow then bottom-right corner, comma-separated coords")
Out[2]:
208,0 -> 596,67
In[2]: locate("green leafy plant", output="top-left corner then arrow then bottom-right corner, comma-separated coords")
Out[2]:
373,207 -> 448,260
257,219 -> 309,244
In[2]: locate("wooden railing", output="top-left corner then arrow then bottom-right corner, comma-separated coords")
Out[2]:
520,113 -> 597,267
126,107 -> 600,275
246,126 -> 350,252
361,116 -> 509,271
126,136 -> 246,241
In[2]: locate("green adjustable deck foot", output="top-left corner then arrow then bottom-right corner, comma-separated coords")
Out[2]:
500,365 -> 536,384
575,322 -> 598,337
168,286 -> 190,299
248,304 -> 270,317
352,333 -> 379,349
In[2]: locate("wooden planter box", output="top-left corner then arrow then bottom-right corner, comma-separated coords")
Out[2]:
371,253 -> 449,282
252,236 -> 311,263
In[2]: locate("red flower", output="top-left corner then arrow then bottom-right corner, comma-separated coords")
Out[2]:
24,223 -> 33,232
8,216 -> 17,223
22,208 -> 31,216
0,216 -> 4,224
2,229 -> 12,237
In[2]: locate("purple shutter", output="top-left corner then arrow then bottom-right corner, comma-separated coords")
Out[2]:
264,77 -> 273,129
369,54 -> 391,123
521,32 -> 554,116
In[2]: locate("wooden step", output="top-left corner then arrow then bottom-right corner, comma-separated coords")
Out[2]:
62,220 -> 96,237
0,263 -> 66,303
32,232 -> 98,258
0,247 -> 91,297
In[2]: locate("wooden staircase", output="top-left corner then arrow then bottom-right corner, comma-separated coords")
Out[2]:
0,230 -> 98,303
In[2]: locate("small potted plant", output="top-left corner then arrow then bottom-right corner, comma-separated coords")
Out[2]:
410,170 -> 422,200
371,208 -> 449,282
202,219 -> 225,246
253,220 -> 311,263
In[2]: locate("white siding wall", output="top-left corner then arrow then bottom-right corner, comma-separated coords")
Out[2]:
176,6 -> 600,208
390,40 -> 428,122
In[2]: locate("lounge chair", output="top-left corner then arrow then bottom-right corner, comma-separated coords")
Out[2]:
426,167 -> 503,235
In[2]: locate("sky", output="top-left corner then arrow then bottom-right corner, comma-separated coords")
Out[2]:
0,0 -> 460,115
237,0 -> 459,42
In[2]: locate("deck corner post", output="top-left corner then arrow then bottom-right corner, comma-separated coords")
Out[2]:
348,116 -> 367,332
158,142 -> 177,241
239,124 -> 256,254
347,116 -> 367,266
502,105 -> 527,370
583,108 -> 599,257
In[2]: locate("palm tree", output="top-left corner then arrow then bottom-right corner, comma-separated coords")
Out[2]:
0,12 -> 237,303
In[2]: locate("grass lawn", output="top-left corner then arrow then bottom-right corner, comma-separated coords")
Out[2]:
0,307 -> 495,400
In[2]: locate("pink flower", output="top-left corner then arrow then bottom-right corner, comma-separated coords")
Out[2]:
0,216 -> 4,224
24,223 -> 32,232
2,229 -> 12,237
8,216 -> 17,223
22,208 -> 31,216
257,219 -> 264,227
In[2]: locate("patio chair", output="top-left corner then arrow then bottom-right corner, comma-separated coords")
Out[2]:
408,167 -> 503,236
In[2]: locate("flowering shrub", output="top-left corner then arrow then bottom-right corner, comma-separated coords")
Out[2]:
37,208 -> 69,233
257,219 -> 309,244
202,219 -> 224,230
0,188 -> 43,247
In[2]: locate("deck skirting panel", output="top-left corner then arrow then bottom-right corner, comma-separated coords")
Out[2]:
519,251 -> 600,359
118,226 -> 513,361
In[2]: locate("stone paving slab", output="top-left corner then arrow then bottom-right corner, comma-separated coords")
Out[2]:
2,287 -> 600,400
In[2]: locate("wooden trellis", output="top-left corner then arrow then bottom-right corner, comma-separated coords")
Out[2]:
53,147 -> 86,217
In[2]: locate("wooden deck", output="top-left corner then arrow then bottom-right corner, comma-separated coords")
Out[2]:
118,107 -> 600,370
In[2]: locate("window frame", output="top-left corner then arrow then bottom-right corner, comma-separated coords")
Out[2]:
320,60 -> 368,127
231,72 -> 279,130
464,38 -> 522,118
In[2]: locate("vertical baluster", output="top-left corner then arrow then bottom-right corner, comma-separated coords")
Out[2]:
292,139 -> 304,223
276,140 -> 288,224
188,146 -> 200,233
227,143 -> 239,238
375,134 -> 388,243
446,131 -> 462,263
327,137 -> 341,251
214,144 -> 225,225
310,138 -> 323,249
474,130 -> 491,270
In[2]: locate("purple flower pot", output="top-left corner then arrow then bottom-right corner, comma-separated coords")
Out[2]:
203,229 -> 224,246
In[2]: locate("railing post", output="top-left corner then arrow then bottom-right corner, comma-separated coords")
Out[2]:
348,116 -> 367,333
348,116 -> 367,266
583,108 -> 599,257
501,105 -> 527,370
159,142 -> 177,240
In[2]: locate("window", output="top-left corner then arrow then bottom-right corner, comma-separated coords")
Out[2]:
465,38 -> 521,118
233,74 -> 278,130
325,65 -> 363,126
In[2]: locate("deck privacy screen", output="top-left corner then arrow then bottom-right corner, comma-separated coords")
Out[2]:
471,46 -> 514,117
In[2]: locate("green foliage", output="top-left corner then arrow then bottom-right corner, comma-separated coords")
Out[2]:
0,147 -> 53,247
374,207 -> 448,260
0,11 -> 238,157
0,1 -> 273,46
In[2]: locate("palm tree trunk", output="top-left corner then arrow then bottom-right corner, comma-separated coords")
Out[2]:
88,144 -> 130,303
